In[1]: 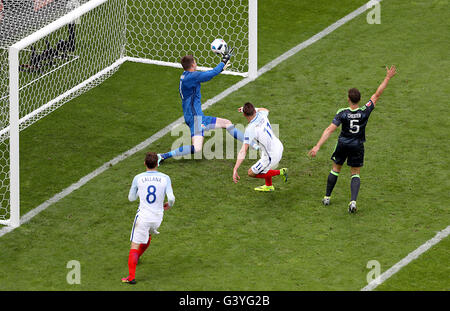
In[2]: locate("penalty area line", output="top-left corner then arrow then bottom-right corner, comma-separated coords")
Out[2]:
1,0 -> 381,238
361,225 -> 450,291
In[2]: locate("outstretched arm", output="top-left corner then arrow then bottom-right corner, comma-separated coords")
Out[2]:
370,65 -> 397,106
195,47 -> 234,82
233,143 -> 249,183
308,123 -> 338,157
195,62 -> 225,83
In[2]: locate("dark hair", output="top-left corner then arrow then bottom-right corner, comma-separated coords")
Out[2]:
348,88 -> 361,104
243,102 -> 256,117
145,152 -> 158,169
181,55 -> 195,70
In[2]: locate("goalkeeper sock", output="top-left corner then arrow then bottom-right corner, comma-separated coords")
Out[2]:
326,170 -> 339,197
350,174 -> 361,202
138,235 -> 151,258
226,124 -> 259,150
161,145 -> 195,159
255,170 -> 280,186
128,249 -> 139,280
226,124 -> 244,141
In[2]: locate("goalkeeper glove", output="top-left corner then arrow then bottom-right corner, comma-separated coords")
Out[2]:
223,61 -> 231,71
221,46 -> 234,66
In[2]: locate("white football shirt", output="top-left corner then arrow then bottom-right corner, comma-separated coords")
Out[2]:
244,110 -> 282,158
128,170 -> 175,220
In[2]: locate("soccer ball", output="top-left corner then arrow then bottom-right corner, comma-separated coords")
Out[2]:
211,38 -> 227,54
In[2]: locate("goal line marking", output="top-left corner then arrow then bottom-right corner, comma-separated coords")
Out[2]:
1,1 -> 380,236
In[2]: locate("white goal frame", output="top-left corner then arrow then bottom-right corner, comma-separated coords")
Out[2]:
0,0 -> 257,228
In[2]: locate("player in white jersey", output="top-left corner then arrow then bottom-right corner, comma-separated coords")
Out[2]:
122,152 -> 175,284
233,102 -> 288,191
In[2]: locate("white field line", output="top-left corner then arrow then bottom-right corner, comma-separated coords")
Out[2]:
1,1 -> 379,235
361,226 -> 450,291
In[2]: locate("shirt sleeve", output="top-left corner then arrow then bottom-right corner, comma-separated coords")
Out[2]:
128,176 -> 138,202
332,111 -> 342,126
244,127 -> 254,146
194,62 -> 225,83
258,110 -> 269,117
165,176 -> 175,207
365,99 -> 375,113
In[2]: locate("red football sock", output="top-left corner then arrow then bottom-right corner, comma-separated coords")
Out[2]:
255,170 -> 280,186
255,170 -> 280,178
138,235 -> 152,257
128,249 -> 139,280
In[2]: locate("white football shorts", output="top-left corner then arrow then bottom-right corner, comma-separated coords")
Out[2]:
251,142 -> 284,174
130,212 -> 163,244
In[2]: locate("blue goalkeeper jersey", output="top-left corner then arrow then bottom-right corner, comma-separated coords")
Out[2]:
179,62 -> 224,123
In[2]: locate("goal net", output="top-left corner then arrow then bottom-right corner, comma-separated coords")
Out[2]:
0,0 -> 256,227
126,0 -> 251,75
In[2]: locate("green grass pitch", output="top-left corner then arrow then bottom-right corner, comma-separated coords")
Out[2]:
0,0 -> 449,291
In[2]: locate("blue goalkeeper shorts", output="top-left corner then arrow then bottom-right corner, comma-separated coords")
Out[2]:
185,115 -> 217,137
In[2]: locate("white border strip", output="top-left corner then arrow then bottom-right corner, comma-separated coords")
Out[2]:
1,1 -> 379,232
361,226 -> 450,291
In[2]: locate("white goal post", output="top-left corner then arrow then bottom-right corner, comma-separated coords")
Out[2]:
0,0 -> 257,227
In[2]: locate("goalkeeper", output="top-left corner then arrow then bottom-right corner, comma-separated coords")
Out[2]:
158,47 -> 257,164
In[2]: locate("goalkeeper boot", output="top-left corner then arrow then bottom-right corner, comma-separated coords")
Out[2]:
322,196 -> 331,206
121,277 -> 136,285
254,185 -> 275,192
280,168 -> 288,183
348,201 -> 357,213
157,154 -> 165,166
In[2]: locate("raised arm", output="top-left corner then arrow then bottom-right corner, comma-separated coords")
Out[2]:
195,62 -> 225,83
195,47 -> 234,83
256,107 -> 269,116
370,65 -> 397,106
308,123 -> 338,157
